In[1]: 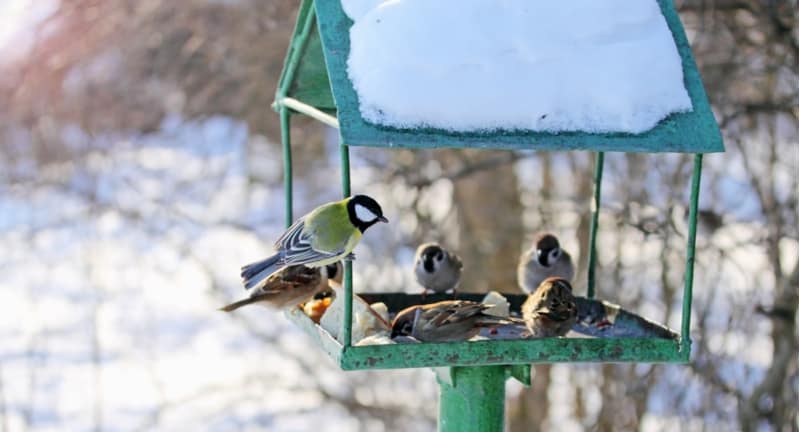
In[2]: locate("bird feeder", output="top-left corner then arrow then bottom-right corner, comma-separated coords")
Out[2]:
272,0 -> 724,430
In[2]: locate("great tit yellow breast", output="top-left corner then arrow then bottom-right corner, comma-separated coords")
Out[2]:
306,199 -> 361,256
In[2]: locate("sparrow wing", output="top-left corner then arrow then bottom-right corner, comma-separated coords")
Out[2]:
531,294 -> 576,322
421,301 -> 487,329
249,265 -> 319,296
449,252 -> 464,270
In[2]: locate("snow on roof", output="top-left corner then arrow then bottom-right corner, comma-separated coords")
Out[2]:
343,0 -> 692,134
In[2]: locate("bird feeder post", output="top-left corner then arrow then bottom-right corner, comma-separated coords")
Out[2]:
680,153 -> 703,355
280,107 -> 293,227
587,151 -> 605,299
340,141 -> 354,347
437,366 -> 507,432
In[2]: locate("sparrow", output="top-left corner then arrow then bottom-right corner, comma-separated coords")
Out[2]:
221,262 -> 343,312
517,232 -> 575,293
240,195 -> 387,290
390,300 -> 522,342
414,243 -> 463,296
521,277 -> 578,337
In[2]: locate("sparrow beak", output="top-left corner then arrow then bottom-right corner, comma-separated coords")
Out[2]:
378,216 -> 389,223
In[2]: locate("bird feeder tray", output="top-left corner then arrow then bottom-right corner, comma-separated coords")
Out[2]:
285,291 -> 684,370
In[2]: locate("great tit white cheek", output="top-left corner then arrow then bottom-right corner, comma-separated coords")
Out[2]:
354,203 -> 378,223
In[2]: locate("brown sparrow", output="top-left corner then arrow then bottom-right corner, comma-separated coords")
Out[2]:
220,262 -> 342,312
391,300 -> 521,342
522,277 -> 578,337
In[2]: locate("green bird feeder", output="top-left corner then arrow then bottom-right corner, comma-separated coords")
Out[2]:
271,0 -> 724,430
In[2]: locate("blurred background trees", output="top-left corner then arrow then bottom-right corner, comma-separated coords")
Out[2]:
0,0 -> 796,430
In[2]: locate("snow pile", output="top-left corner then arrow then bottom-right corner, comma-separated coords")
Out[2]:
344,0 -> 692,134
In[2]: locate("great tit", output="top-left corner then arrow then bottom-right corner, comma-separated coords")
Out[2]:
390,300 -> 522,342
414,243 -> 463,297
521,277 -> 578,337
221,262 -> 343,312
517,232 -> 575,294
240,194 -> 387,290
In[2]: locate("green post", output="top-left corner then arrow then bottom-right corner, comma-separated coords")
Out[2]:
276,1 -> 316,99
680,153 -> 703,355
280,107 -> 293,227
340,142 -> 353,347
438,366 -> 506,432
587,151 -> 605,299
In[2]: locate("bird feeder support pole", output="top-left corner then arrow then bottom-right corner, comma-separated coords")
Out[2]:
438,366 -> 506,432
276,1 -> 316,100
276,0 -> 316,228
340,142 -> 354,348
680,153 -> 703,354
587,151 -> 605,299
280,107 -> 293,227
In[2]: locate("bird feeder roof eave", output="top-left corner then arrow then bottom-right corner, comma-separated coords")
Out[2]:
276,0 -> 724,154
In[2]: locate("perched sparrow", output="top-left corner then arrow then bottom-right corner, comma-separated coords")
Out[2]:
390,300 -> 521,342
414,243 -> 463,296
240,195 -> 387,290
221,262 -> 342,312
517,232 -> 575,293
522,277 -> 578,337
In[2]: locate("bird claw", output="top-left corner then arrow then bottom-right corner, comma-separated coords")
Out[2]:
344,253 -> 356,262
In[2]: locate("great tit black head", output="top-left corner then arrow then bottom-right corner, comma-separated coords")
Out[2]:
535,233 -> 561,267
347,194 -> 388,232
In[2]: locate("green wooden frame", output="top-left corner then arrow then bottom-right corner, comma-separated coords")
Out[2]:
273,0 -> 721,370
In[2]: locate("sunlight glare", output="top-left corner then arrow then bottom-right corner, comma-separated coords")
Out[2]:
0,0 -> 57,58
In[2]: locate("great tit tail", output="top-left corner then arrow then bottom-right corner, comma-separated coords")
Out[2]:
241,253 -> 282,290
